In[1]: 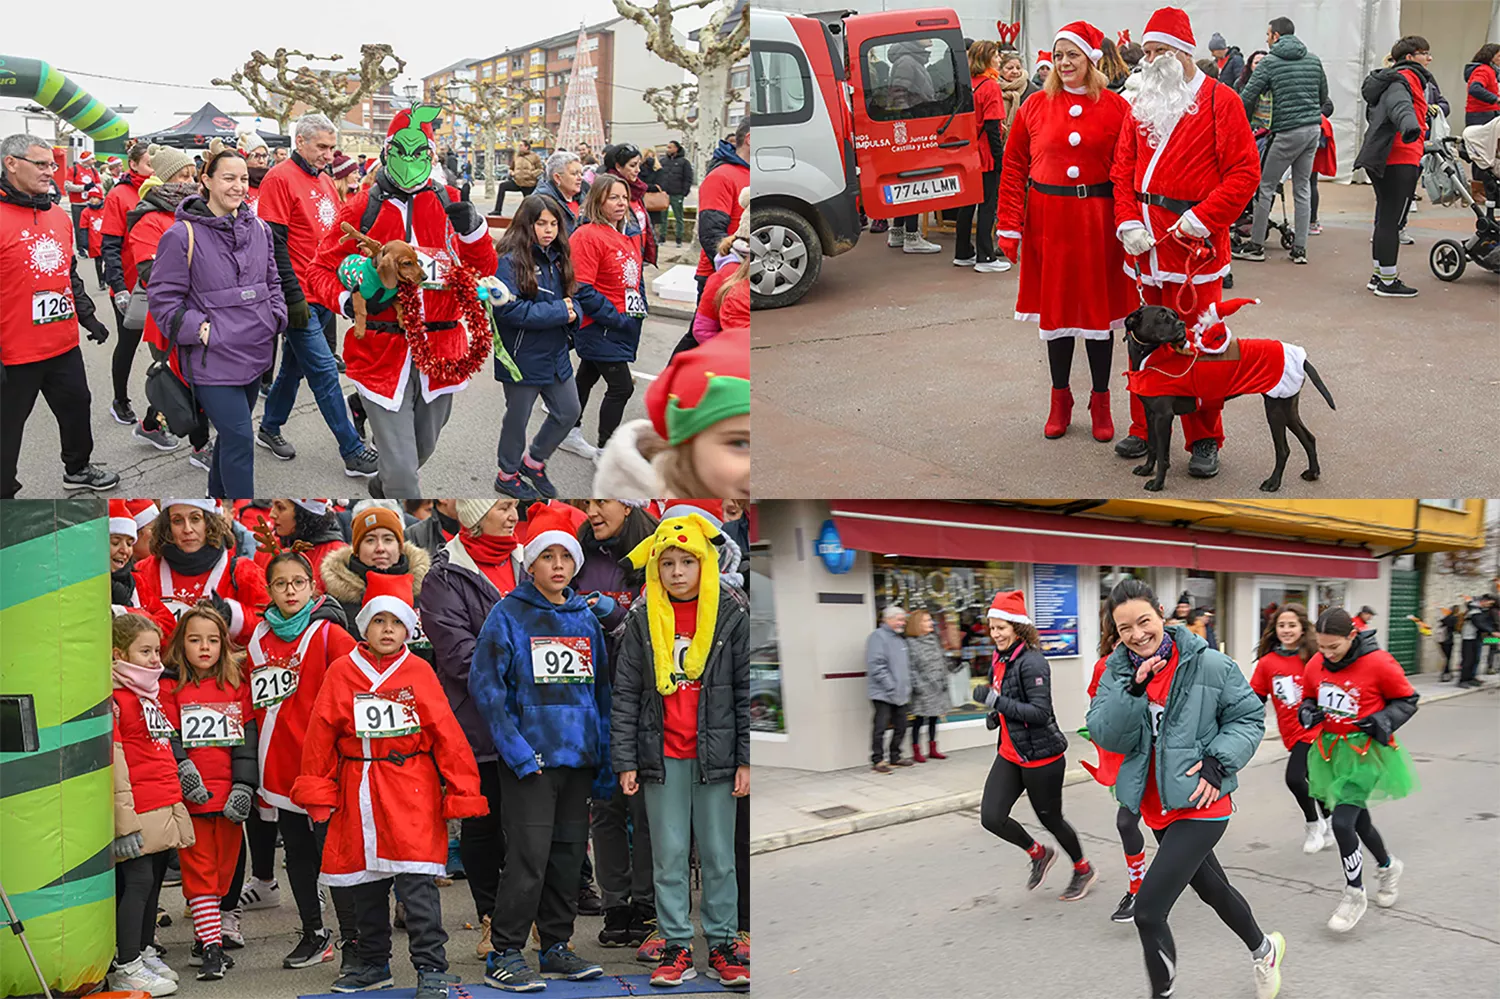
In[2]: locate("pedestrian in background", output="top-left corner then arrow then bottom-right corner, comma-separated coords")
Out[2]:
100,141 -> 155,428
1458,593 -> 1498,687
602,143 -> 659,269
954,39 -> 1007,273
1434,602 -> 1462,680
492,139 -> 542,215
656,140 -> 694,247
695,120 -> 751,301
904,608 -> 951,763
867,605 -> 913,773
639,145 -> 666,235
1209,31 -> 1245,92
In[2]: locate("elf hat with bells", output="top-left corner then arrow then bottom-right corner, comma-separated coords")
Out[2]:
626,513 -> 725,696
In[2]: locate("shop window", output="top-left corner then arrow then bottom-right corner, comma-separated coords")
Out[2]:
749,544 -> 784,733
1315,580 -> 1347,620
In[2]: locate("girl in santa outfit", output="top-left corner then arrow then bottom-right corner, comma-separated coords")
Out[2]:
1249,602 -> 1335,855
133,500 -> 269,646
252,499 -> 349,592
996,21 -> 1137,442
292,572 -> 487,998
111,499 -> 176,633
969,590 -> 1097,902
162,603 -> 259,982
1081,612 -> 1145,925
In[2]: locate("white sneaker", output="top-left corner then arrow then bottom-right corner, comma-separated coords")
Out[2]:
558,427 -> 600,461
974,259 -> 1012,273
1327,885 -> 1368,932
886,227 -> 904,248
953,255 -> 977,266
1251,931 -> 1285,999
1302,819 -> 1327,854
239,876 -> 280,911
1323,821 -> 1337,852
1372,856 -> 1403,908
902,232 -> 942,253
109,957 -> 178,996
142,944 -> 180,982
220,908 -> 246,946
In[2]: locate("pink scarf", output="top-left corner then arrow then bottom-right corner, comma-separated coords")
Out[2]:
112,658 -> 164,700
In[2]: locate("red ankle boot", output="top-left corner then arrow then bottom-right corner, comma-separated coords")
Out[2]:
927,741 -> 947,760
1044,388 -> 1073,438
911,743 -> 927,763
1088,390 -> 1114,442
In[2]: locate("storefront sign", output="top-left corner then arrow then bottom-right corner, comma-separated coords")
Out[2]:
816,520 -> 855,574
1033,563 -> 1080,658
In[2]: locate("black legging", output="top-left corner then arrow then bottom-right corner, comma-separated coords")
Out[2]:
1329,803 -> 1389,889
1370,163 -> 1421,271
1309,174 -> 1320,225
1046,336 -> 1113,393
283,811 -> 358,939
247,807 -> 277,881
1117,804 -> 1145,856
575,358 -> 634,447
110,311 -> 162,431
909,715 -> 939,748
954,169 -> 1000,263
979,754 -> 1084,863
1136,819 -> 1264,998
736,792 -> 750,932
1286,741 -> 1331,823
116,850 -> 170,964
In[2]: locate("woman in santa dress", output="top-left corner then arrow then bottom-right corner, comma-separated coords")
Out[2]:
132,500 -> 269,646
995,21 -> 1138,442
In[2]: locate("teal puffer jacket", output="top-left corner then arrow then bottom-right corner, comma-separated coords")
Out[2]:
1085,626 -> 1265,815
1238,34 -> 1329,133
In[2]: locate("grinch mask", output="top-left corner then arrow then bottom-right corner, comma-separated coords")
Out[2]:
384,105 -> 442,192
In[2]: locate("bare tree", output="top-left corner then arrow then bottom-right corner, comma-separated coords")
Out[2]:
430,78 -> 546,200
213,45 -> 406,133
613,0 -> 749,174
642,80 -> 741,168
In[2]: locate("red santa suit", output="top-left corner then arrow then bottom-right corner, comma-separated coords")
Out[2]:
133,545 -> 268,646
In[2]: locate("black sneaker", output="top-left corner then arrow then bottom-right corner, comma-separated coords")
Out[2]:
599,905 -> 634,947
343,444 -> 379,478
415,969 -> 460,999
1026,845 -> 1057,891
577,882 -> 603,916
188,941 -> 203,966
1222,271 -> 1234,290
494,471 -> 541,502
334,355 -> 347,374
1058,864 -> 1098,901
256,428 -> 297,460
331,960 -> 394,993
484,948 -> 544,992
196,942 -> 232,981
1233,242 -> 1266,261
539,942 -> 603,980
1114,435 -> 1148,459
283,928 -> 333,968
1188,438 -> 1220,478
627,903 -> 657,948
518,460 -> 558,499
1111,891 -> 1137,923
347,392 -> 368,440
1366,273 -> 1380,291
109,399 -> 137,425
62,464 -> 119,491
337,937 -> 360,977
1372,277 -> 1419,298
1289,247 -> 1308,265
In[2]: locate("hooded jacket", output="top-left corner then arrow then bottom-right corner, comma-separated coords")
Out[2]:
656,147 -> 694,196
570,218 -> 646,363
1355,63 -> 1431,177
511,149 -> 544,188
888,41 -> 938,108
533,174 -> 580,233
1238,34 -> 1329,133
866,623 -> 911,705
113,689 -> 196,856
1218,46 -> 1245,93
146,196 -> 285,386
1296,628 -> 1418,746
467,579 -> 613,794
983,641 -> 1070,762
492,240 -> 576,385
1464,61 -> 1500,125
320,542 -> 433,659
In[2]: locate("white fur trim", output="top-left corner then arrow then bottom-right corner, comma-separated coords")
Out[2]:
1015,312 -> 1125,340
1055,31 -> 1102,62
224,598 -> 246,638
987,608 -> 1033,624
1268,342 -> 1308,399
292,500 -> 328,515
352,351 -> 415,413
132,503 -> 159,528
457,220 -> 489,243
997,229 -> 1023,239
1118,260 -> 1231,285
356,595 -> 418,638
1142,31 -> 1195,54
1177,208 -> 1209,238
162,499 -> 219,516
418,369 -> 469,403
523,530 -> 584,573
110,517 -> 138,540
591,418 -> 662,499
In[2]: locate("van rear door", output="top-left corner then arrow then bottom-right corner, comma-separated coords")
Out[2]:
843,9 -> 980,220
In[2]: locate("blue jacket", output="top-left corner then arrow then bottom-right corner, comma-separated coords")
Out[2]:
493,242 -> 574,385
571,218 -> 645,364
468,579 -> 613,796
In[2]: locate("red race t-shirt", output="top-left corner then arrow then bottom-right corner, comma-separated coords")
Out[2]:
662,599 -> 701,759
256,158 -> 342,298
1138,645 -> 1235,830
695,163 -> 749,276
1387,69 -> 1429,167
991,645 -> 1063,768
1250,651 -> 1315,749
1300,648 -> 1415,737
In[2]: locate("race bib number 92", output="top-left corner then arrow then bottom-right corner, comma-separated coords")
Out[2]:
531,637 -> 594,683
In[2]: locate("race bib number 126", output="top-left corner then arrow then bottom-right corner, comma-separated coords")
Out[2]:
33,290 -> 75,325
531,637 -> 594,683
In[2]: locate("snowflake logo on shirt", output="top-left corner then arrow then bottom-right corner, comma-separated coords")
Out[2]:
245,195 -> 259,217
621,254 -> 640,288
91,218 -> 103,231
312,192 -> 337,231
28,233 -> 67,277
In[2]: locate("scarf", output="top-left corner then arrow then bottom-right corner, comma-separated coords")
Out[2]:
608,168 -> 658,265
434,510 -> 460,540
348,551 -> 411,585
112,564 -> 137,605
1125,632 -> 1176,670
0,172 -> 57,211
264,594 -> 321,641
112,658 -> 164,700
461,531 -> 518,594
144,180 -> 199,214
161,540 -> 227,578
1276,644 -> 1304,658
247,165 -> 269,188
999,74 -> 1030,132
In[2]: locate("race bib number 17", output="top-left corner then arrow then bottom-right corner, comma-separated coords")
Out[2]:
531,637 -> 594,683
1317,681 -> 1360,720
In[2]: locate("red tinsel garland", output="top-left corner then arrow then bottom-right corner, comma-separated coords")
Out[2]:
395,260 -> 492,384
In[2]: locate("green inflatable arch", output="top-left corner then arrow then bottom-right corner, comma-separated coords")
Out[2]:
0,500 -> 113,997
0,56 -> 131,154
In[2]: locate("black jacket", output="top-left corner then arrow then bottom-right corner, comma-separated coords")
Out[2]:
985,643 -> 1069,762
1354,62 -> 1432,178
611,588 -> 749,784
406,512 -> 459,560
656,150 -> 694,196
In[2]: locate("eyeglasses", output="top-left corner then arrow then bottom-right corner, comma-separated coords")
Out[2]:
269,577 -> 312,594
16,158 -> 53,170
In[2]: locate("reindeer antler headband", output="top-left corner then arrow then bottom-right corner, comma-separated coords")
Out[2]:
996,21 -> 1022,46
252,521 -> 316,559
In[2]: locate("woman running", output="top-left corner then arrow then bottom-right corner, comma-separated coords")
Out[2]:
1083,611 -> 1145,923
971,590 -> 1096,902
1300,608 -> 1418,932
1249,604 -> 1335,854
1088,579 -> 1284,999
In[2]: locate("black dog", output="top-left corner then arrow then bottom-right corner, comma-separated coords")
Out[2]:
1123,304 -> 1336,493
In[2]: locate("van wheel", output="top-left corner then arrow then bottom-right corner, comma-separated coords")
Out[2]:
750,207 -> 821,310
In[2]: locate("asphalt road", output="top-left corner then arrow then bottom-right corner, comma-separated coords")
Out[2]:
755,687 -> 1500,999
752,184 -> 1500,497
13,272 -> 691,499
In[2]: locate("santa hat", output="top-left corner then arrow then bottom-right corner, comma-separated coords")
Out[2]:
235,123 -> 268,155
1192,298 -> 1258,353
1036,50 -> 1053,68
386,106 -> 439,148
521,503 -> 585,574
659,501 -> 725,527
109,499 -> 139,541
1143,7 -> 1196,55
105,156 -> 121,166
625,513 -> 724,695
355,571 -> 419,639
85,185 -> 103,199
125,499 -> 160,530
79,149 -> 94,163
292,499 -> 330,516
988,589 -> 1032,625
1195,298 -> 1259,328
645,326 -> 749,447
161,499 -> 220,517
1055,21 -> 1104,63
1118,29 -> 1132,47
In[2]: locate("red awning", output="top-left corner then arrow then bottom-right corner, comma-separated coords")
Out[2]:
829,501 -> 1379,579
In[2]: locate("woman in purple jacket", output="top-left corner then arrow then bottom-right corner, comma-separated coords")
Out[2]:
146,146 -> 284,497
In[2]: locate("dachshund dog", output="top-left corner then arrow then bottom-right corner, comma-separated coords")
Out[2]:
339,221 -> 425,338
1124,303 -> 1336,493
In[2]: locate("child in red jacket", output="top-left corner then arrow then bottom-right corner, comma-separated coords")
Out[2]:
163,604 -> 258,982
79,186 -> 106,289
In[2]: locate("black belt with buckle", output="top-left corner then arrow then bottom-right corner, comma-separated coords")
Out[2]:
363,320 -> 458,334
1029,180 -> 1114,199
1136,191 -> 1201,215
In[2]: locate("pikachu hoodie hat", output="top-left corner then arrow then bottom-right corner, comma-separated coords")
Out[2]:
626,513 -> 723,696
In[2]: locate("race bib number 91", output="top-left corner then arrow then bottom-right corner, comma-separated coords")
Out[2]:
251,665 -> 298,709
1317,681 -> 1360,721
1272,674 -> 1302,707
180,703 -> 245,747
33,290 -> 75,325
354,692 -> 421,738
531,637 -> 594,683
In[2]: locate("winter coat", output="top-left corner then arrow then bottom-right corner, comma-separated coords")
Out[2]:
984,643 -> 1070,762
611,588 -> 749,784
571,527 -> 645,647
533,175 -> 580,233
570,218 -> 646,363
511,150 -> 544,189
656,149 -> 695,196
1086,626 -> 1265,816
320,542 -> 433,640
592,420 -> 663,500
467,580 -> 613,794
113,688 -> 196,855
1238,34 -> 1329,133
905,632 -> 951,718
1218,47 -> 1245,93
406,513 -> 458,560
132,548 -> 268,647
866,624 -> 912,705
888,41 -> 937,108
1355,63 -> 1431,178
418,533 -> 524,762
146,196 -> 285,387
493,241 -> 576,385
1463,61 -> 1500,126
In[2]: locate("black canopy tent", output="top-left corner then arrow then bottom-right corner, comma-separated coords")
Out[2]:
136,102 -> 289,149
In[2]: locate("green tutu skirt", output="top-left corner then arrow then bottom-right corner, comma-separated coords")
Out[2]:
1306,730 -> 1420,808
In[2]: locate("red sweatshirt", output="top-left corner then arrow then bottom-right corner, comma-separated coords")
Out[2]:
163,672 -> 255,816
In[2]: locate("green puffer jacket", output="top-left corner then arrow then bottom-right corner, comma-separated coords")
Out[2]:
1085,626 -> 1265,816
1238,34 -> 1329,133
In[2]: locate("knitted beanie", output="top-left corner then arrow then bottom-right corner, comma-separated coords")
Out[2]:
147,144 -> 196,184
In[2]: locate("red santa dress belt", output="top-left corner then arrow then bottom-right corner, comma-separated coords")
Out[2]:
1030,180 -> 1114,199
1136,191 -> 1200,215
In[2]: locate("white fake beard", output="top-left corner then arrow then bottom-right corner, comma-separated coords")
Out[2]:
1133,52 -> 1199,148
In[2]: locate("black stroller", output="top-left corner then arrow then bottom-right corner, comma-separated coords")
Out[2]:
1428,117 -> 1500,281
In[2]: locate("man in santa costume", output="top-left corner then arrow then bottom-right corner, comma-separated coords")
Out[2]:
306,105 -> 498,499
1111,6 -> 1261,477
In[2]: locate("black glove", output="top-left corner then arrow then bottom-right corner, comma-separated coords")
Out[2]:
205,592 -> 234,624
83,315 -> 110,344
1196,755 -> 1227,789
1353,713 -> 1391,746
445,199 -> 484,236
1297,701 -> 1325,729
287,298 -> 310,332
985,711 -> 1001,731
972,681 -> 998,709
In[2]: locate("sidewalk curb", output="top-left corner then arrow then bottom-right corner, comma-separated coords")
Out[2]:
750,681 -> 1492,857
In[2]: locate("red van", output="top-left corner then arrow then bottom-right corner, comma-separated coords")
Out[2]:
751,7 -> 982,308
